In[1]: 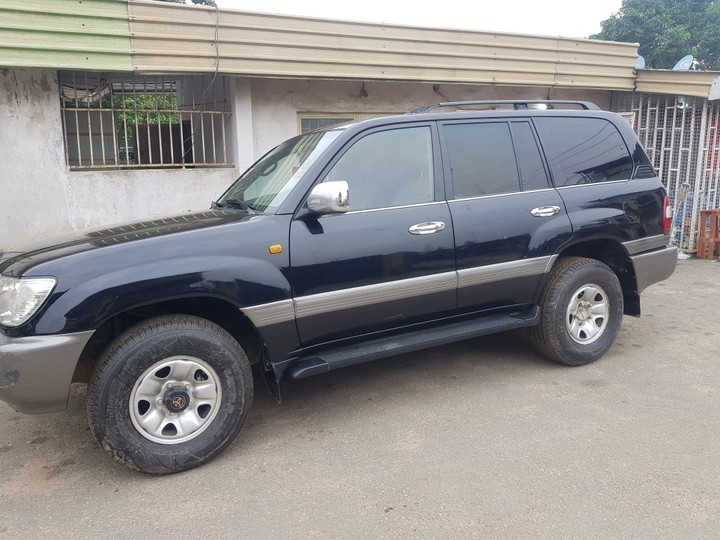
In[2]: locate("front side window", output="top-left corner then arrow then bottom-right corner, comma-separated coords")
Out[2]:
534,117 -> 633,186
217,130 -> 342,213
443,122 -> 520,198
323,126 -> 434,211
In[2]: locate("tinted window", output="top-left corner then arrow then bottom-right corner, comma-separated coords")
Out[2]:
323,126 -> 434,211
534,117 -> 633,186
219,130 -> 341,213
443,123 -> 519,198
511,122 -> 550,191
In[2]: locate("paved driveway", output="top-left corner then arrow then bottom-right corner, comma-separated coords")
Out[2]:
1,259 -> 718,538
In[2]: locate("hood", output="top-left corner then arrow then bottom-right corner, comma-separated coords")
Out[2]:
0,210 -> 256,276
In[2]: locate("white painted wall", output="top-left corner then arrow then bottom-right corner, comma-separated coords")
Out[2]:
0,69 -> 238,252
1,69 -> 73,250
65,168 -> 236,231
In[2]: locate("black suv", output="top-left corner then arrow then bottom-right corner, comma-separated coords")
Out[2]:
0,101 -> 677,473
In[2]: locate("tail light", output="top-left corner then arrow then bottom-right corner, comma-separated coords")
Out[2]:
663,195 -> 672,235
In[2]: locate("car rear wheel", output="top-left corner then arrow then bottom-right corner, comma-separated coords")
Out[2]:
530,257 -> 624,366
87,314 -> 253,474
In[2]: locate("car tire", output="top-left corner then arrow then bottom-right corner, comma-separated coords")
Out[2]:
530,257 -> 624,366
87,314 -> 253,474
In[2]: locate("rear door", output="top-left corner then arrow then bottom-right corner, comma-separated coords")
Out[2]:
440,119 -> 572,314
532,116 -> 654,243
290,122 -> 457,347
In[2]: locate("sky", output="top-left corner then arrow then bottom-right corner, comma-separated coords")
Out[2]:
214,0 -> 624,40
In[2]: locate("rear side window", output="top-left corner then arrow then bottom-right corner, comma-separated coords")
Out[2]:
534,117 -> 633,187
510,122 -> 550,191
443,122 -> 519,198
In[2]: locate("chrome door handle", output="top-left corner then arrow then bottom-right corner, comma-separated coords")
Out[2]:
408,221 -> 446,235
531,206 -> 561,217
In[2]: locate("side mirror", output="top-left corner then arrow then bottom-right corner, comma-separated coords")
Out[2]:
306,181 -> 350,215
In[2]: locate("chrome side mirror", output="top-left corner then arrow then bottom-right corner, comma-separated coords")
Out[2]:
307,181 -> 350,215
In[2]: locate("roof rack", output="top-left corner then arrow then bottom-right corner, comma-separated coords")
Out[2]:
408,100 -> 600,114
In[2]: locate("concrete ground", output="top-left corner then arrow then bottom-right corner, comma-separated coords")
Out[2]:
0,259 -> 718,539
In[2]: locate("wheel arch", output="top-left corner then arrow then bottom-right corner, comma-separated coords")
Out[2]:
73,296 -> 266,384
549,239 -> 640,317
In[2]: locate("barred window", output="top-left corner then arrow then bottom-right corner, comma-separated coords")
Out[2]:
59,72 -> 233,170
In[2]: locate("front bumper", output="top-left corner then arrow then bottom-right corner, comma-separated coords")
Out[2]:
630,246 -> 678,293
0,330 -> 94,413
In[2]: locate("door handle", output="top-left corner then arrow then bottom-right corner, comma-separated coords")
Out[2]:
530,206 -> 561,217
408,221 -> 446,235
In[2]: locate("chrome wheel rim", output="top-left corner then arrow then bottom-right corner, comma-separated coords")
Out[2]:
565,283 -> 609,345
129,356 -> 222,445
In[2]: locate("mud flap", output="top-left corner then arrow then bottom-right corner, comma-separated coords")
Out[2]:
261,362 -> 282,403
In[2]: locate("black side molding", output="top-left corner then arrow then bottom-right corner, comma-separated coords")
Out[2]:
286,307 -> 541,380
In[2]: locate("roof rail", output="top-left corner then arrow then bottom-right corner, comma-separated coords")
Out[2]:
408,100 -> 600,114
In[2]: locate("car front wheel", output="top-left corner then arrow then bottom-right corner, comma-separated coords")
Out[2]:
87,314 -> 253,474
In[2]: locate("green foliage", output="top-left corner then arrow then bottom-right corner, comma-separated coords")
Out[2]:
591,0 -> 720,70
110,94 -> 179,129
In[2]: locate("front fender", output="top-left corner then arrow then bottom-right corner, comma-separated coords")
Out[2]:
33,255 -> 292,335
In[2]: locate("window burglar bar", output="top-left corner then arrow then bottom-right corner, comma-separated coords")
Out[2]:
59,72 -> 233,170
612,92 -> 720,252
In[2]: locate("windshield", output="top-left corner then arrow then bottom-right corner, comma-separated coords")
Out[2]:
217,129 -> 343,213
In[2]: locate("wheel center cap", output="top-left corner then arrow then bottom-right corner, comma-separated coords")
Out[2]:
164,390 -> 190,413
577,304 -> 589,320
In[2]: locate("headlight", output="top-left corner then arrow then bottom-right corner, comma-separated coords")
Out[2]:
0,276 -> 57,327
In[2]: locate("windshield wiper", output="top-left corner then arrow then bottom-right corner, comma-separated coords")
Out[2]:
212,199 -> 257,213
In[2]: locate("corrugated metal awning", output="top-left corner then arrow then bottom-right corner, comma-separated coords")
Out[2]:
127,0 -> 639,91
0,0 -> 132,72
635,70 -> 720,98
5,0 -> 719,99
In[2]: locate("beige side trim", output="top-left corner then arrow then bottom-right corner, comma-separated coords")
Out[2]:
241,299 -> 295,327
457,256 -> 557,289
294,272 -> 457,319
243,256 -> 559,327
622,235 -> 669,256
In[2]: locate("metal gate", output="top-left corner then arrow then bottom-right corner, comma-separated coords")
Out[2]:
612,93 -> 720,252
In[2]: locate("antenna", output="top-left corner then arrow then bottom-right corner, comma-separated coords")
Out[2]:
672,54 -> 694,71
635,55 -> 646,70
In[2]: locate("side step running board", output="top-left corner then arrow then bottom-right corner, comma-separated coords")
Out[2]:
286,307 -> 540,380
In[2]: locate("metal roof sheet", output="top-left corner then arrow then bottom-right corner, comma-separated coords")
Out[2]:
127,1 -> 639,90
0,0 -> 132,71
635,69 -> 719,98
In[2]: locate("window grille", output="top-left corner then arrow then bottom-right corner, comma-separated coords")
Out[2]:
59,72 -> 233,170
612,93 -> 720,252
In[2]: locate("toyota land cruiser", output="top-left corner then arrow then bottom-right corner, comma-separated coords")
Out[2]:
0,100 -> 677,473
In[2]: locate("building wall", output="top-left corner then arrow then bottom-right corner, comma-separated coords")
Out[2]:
247,78 -> 612,161
0,69 -> 237,252
1,68 -> 73,250
65,168 -> 235,232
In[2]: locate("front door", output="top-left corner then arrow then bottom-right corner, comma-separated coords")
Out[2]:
290,123 -> 456,347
